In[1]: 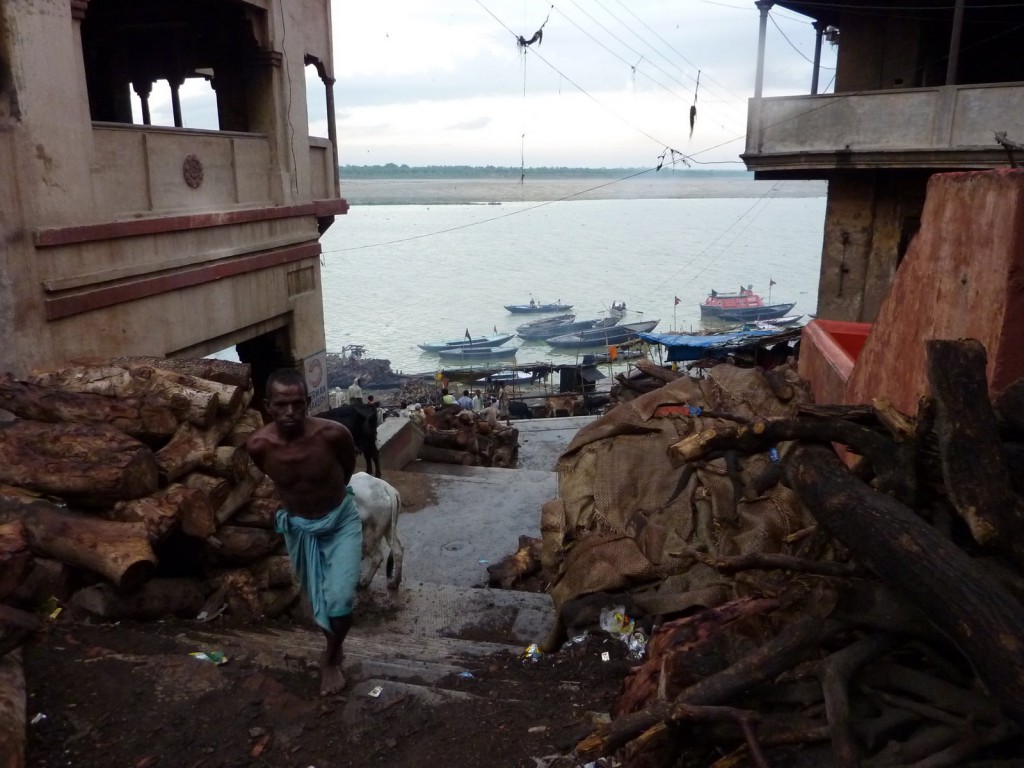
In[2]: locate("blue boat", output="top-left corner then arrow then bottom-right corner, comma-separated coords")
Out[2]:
518,315 -> 621,341
437,346 -> 519,361
637,327 -> 798,362
418,332 -> 515,353
546,320 -> 660,348
504,299 -> 574,314
515,313 -> 576,332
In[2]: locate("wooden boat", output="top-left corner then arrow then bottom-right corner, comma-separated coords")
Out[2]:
546,320 -> 660,348
437,346 -> 519,361
518,315 -> 621,341
754,314 -> 804,329
478,369 -> 532,383
700,285 -> 795,323
418,332 -> 515,353
515,313 -> 576,332
504,299 -> 574,314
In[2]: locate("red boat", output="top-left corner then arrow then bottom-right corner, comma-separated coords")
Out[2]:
700,285 -> 795,322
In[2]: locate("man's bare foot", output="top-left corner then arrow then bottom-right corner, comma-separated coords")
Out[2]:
320,664 -> 346,696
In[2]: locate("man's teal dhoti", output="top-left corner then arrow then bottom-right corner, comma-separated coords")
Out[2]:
276,489 -> 362,631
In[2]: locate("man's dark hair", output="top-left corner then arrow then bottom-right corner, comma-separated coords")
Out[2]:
265,368 -> 307,399
463,390 -> 469,396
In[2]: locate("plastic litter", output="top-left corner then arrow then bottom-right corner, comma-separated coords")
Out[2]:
599,606 -> 635,636
367,685 -> 384,698
30,713 -> 46,725
600,651 -> 610,662
562,632 -> 589,650
625,630 -> 648,660
522,643 -> 542,662
40,596 -> 62,621
458,671 -> 475,678
768,446 -> 781,462
189,651 -> 228,665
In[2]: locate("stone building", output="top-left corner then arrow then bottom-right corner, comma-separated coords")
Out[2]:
743,0 -> 1024,322
0,0 -> 346,408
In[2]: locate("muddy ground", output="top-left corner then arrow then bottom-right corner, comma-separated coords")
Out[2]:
23,618 -> 631,768
21,468 -> 632,768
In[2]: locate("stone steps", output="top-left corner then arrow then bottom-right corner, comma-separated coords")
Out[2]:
180,580 -> 552,709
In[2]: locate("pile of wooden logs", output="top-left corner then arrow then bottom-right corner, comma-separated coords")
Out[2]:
574,339 -> 1024,766
0,358 -> 300,630
416,406 -> 519,467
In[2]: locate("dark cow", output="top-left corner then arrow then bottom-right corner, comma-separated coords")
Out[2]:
507,400 -> 533,419
321,403 -> 384,477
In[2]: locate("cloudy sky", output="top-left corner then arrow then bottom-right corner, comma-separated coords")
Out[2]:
325,0 -> 836,169
140,0 -> 837,169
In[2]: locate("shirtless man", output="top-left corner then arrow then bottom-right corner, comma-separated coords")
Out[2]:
246,368 -> 359,695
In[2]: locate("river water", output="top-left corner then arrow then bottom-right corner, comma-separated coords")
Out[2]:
317,176 -> 826,376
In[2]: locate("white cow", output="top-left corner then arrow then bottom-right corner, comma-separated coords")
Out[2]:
350,472 -> 404,590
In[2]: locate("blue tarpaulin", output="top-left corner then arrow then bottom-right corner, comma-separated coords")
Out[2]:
637,330 -> 784,362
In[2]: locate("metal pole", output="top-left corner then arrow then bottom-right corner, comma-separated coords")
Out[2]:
945,0 -> 965,85
811,21 -> 824,95
754,1 -> 774,99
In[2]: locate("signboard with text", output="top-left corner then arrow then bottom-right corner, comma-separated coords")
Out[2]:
303,350 -> 329,414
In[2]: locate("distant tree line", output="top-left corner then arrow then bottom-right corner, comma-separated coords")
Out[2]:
338,164 -> 737,179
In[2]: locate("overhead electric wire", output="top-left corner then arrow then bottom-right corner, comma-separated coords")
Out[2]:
550,2 -> 709,110
612,0 -> 753,111
564,0 -> 750,128
589,0 -> 752,120
328,0 -> 1021,258
320,166 -> 661,255
475,0 -> 683,154
769,13 -> 836,68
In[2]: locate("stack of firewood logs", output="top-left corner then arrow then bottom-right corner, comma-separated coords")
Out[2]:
0,358 -> 301,632
416,406 -> 519,468
573,339 -> 1024,766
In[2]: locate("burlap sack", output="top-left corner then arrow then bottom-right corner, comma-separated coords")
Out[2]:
541,363 -> 819,648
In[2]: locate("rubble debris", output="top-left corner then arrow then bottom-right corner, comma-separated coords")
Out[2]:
539,340 -> 1024,765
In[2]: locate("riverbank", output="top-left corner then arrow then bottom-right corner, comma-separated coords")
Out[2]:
338,174 -> 826,205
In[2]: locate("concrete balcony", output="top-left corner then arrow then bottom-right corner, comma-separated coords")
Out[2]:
91,123 -> 340,217
743,82 -> 1024,174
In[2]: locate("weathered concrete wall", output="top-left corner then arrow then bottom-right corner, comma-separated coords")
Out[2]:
846,169 -> 1024,414
817,172 -> 927,323
0,0 -> 340,376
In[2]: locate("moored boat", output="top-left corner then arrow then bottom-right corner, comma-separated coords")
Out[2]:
518,315 -> 621,341
504,299 -> 574,314
700,285 -> 795,323
418,332 -> 515,353
437,346 -> 520,361
754,314 -> 804,329
515,313 -> 576,332
547,320 -> 660,348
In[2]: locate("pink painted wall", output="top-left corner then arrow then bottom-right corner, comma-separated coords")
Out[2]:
846,169 -> 1024,415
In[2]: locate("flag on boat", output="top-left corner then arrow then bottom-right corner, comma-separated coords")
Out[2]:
465,328 -> 471,341
674,296 -> 681,306
769,278 -> 777,286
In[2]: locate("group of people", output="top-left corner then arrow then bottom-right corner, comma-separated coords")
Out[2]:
438,384 -> 509,418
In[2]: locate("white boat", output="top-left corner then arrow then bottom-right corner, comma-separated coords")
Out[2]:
418,332 -> 515,353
